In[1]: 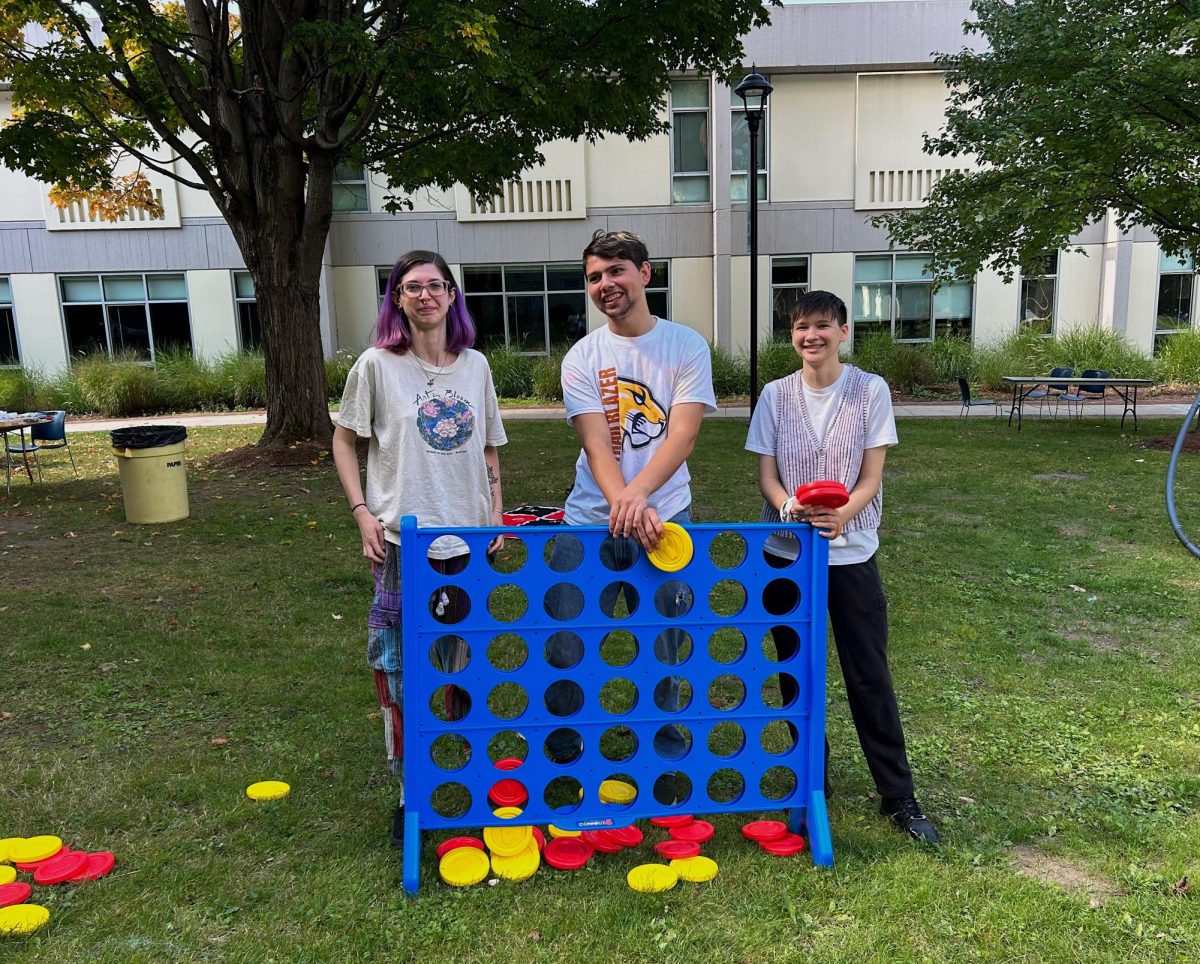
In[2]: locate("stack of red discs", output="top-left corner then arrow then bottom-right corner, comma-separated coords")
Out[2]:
488,757 -> 529,810
794,480 -> 850,509
543,836 -> 594,871
741,819 -> 806,857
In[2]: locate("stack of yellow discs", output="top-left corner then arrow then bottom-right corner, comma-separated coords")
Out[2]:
483,821 -> 533,858
0,904 -> 51,936
598,780 -> 637,804
627,864 -> 679,893
491,841 -> 540,881
0,838 -> 24,863
0,866 -> 15,886
246,781 -> 290,801
647,522 -> 693,572
439,847 -> 490,887
6,837 -> 62,864
547,824 -> 582,839
669,855 -> 718,882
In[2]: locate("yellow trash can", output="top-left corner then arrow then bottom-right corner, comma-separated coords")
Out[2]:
110,425 -> 189,524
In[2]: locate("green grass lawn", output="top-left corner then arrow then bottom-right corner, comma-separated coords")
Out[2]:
3,416 -> 1199,961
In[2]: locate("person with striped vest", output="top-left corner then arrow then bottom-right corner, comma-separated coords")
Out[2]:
745,290 -> 940,843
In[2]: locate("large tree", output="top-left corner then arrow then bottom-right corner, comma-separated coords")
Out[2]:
0,0 -> 771,444
878,0 -> 1200,282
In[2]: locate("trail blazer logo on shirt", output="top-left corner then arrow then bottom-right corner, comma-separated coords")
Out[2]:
599,367 -> 669,457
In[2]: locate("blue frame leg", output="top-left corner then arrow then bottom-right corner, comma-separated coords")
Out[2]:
402,809 -> 421,895
806,790 -> 833,867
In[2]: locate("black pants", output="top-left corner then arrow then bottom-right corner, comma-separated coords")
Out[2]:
767,554 -> 914,799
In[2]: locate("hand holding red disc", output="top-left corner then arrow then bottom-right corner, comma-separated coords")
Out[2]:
795,480 -> 849,509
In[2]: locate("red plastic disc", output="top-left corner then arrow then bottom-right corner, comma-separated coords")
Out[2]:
493,757 -> 524,771
488,778 -> 529,808
580,830 -> 622,854
649,815 -> 694,828
435,836 -> 485,860
66,851 -> 116,882
14,845 -> 68,871
741,820 -> 788,842
759,833 -> 807,856
669,820 -> 714,844
531,827 -> 546,852
0,882 -> 32,908
654,839 -> 701,859
603,825 -> 643,847
33,848 -> 88,885
795,480 -> 850,509
544,837 -> 594,870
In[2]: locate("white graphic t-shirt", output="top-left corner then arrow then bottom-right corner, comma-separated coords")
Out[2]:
560,318 -> 716,525
337,347 -> 507,555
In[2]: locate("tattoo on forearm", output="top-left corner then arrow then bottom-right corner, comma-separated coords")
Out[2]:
487,464 -> 498,488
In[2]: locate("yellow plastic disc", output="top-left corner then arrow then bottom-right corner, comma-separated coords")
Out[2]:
483,822 -> 533,858
0,866 -> 15,885
0,838 -> 25,864
626,864 -> 679,893
598,779 -> 637,804
0,904 -> 50,937
547,824 -> 581,839
491,840 -> 540,881
439,846 -> 490,887
491,806 -> 523,819
6,836 -> 61,865
670,855 -> 719,882
647,522 -> 693,572
246,781 -> 291,801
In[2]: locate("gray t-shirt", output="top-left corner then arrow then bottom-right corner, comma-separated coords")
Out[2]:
337,347 -> 507,555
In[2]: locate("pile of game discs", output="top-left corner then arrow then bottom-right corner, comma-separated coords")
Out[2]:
741,819 -> 807,856
0,834 -> 116,937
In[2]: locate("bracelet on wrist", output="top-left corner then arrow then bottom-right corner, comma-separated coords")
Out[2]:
350,502 -> 367,514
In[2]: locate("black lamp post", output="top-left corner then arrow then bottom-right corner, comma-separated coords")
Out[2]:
735,68 -> 772,411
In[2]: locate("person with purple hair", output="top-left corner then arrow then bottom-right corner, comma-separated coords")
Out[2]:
333,249 -> 507,849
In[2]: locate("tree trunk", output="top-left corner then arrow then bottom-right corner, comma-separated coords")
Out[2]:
255,276 -> 332,446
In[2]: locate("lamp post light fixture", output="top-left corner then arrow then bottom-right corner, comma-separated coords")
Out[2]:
735,68 -> 772,411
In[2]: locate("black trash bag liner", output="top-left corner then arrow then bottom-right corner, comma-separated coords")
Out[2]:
111,425 -> 188,449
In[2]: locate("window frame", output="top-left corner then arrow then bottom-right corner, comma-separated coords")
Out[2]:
670,78 -> 711,205
851,253 -> 974,347
1154,251 -> 1196,353
0,276 -> 19,368
730,91 -> 769,204
461,263 -> 589,355
1018,252 -> 1059,337
332,162 -> 370,213
58,271 -> 192,363
232,270 -> 262,351
769,256 -> 809,339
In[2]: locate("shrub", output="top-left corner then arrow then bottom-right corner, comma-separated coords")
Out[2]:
483,343 -> 534,398
924,336 -> 977,383
154,348 -> 229,411
0,367 -> 52,412
72,353 -> 161,417
1158,328 -> 1200,387
976,330 -> 1056,391
848,331 -> 896,378
215,350 -> 267,408
1053,324 -> 1155,378
882,344 -> 936,393
531,349 -> 565,401
710,343 -> 748,398
325,349 -> 358,400
756,336 -> 802,390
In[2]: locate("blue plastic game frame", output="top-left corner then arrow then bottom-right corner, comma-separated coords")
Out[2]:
400,517 -> 833,894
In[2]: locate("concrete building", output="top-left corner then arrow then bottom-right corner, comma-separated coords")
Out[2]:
1,0 -> 1193,375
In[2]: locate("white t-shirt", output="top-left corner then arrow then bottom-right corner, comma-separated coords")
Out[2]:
745,367 -> 897,565
337,347 -> 507,555
561,318 -> 716,525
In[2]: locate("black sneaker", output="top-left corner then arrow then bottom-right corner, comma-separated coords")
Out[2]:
880,796 -> 940,843
391,801 -> 405,849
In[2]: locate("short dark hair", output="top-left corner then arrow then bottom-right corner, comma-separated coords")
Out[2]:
792,290 -> 848,327
582,229 -> 649,268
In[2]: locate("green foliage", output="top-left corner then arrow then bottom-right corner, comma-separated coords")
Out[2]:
882,344 -> 937,393
531,348 -> 566,401
1158,328 -> 1200,386
325,350 -> 358,400
153,348 -> 228,411
215,351 -> 268,409
756,336 -> 802,389
848,331 -> 897,378
877,0 -> 1200,280
1052,325 -> 1157,379
483,344 -> 534,399
976,331 -> 1057,391
0,366 -> 58,412
925,336 -> 977,382
710,343 -> 749,397
71,353 -> 161,417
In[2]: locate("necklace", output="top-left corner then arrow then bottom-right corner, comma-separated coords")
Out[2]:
411,350 -> 449,387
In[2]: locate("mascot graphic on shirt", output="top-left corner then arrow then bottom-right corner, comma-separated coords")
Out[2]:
618,376 -> 668,450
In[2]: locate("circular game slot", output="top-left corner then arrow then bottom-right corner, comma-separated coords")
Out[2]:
599,677 -> 638,716
708,530 -> 747,570
428,634 -> 470,673
653,723 -> 693,761
707,767 -> 746,805
428,585 -> 470,624
708,579 -> 747,617
544,582 -> 584,620
544,679 -> 585,718
654,579 -> 694,619
488,632 -> 528,672
707,627 -> 746,665
428,684 -> 472,723
600,630 -> 638,668
430,782 -> 472,819
430,733 -> 471,771
487,584 -> 528,623
707,720 -> 746,758
708,674 -> 747,712
599,725 -> 638,762
488,536 -> 527,574
763,578 -> 800,616
760,765 -> 798,802
487,682 -> 528,721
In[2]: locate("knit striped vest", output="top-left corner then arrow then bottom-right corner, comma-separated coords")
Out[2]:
758,365 -> 883,533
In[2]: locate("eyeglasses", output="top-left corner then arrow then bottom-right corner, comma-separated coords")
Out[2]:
398,280 -> 451,298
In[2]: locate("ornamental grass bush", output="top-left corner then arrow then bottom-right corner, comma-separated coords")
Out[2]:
531,347 -> 566,401
483,343 -> 534,399
1158,328 -> 1200,387
709,343 -> 748,397
756,335 -> 803,390
72,353 -> 161,417
325,349 -> 358,400
1053,324 -> 1156,379
154,348 -> 230,411
214,351 -> 268,409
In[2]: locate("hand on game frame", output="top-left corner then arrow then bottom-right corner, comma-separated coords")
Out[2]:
608,484 -> 650,540
356,512 -> 387,563
630,506 -> 665,551
803,503 -> 845,540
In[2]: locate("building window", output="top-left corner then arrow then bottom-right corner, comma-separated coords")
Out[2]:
463,263 -> 589,354
671,79 -> 710,204
0,277 -> 18,367
60,273 -> 192,362
646,261 -> 671,319
1155,251 -> 1195,353
233,271 -> 261,351
852,254 -> 973,346
770,257 -> 809,338
731,93 -> 768,203
1019,252 -> 1058,336
332,162 -> 369,212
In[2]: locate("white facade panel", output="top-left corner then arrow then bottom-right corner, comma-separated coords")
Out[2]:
10,273 -> 68,374
1057,246 -> 1102,331
974,267 -> 1017,346
770,75 -> 856,203
670,257 -> 715,342
333,265 -> 381,354
587,130 -> 672,209
186,270 -> 239,360
810,252 -> 854,305
1126,242 -> 1161,354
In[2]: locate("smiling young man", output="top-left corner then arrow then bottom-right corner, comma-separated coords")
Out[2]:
543,229 -> 716,774
745,290 -> 940,844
